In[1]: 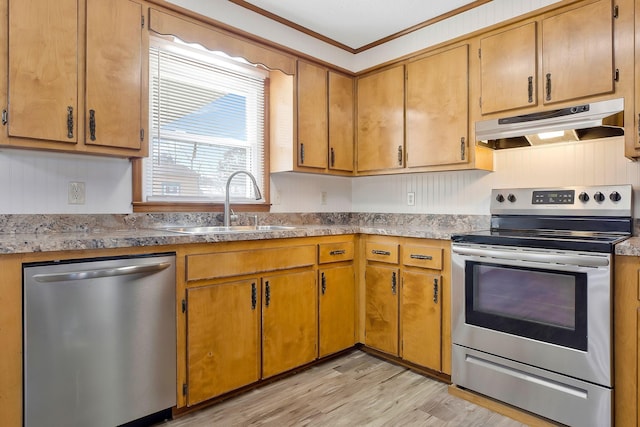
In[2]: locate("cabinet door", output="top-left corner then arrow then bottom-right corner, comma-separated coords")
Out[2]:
319,265 -> 356,357
406,45 -> 468,168
328,72 -> 354,172
86,0 -> 143,149
297,60 -> 328,169
542,0 -> 614,104
8,0 -> 78,143
480,23 -> 537,114
401,271 -> 442,371
365,264 -> 400,355
357,65 -> 405,172
186,279 -> 260,406
262,270 -> 317,378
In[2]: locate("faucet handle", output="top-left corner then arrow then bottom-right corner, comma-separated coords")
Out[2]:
230,208 -> 238,223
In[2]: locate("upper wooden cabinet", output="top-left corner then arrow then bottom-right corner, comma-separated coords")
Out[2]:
357,64 -> 405,173
479,0 -> 615,116
3,0 -> 147,157
328,72 -> 355,172
297,60 -> 328,169
480,22 -> 538,115
406,45 -> 469,168
542,0 -> 614,105
271,61 -> 354,174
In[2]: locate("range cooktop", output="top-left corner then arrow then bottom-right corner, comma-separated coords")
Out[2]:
452,185 -> 634,253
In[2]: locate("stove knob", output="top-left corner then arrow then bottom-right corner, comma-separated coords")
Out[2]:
507,193 -> 516,203
594,191 -> 605,202
610,191 -> 622,202
578,192 -> 590,202
496,194 -> 505,203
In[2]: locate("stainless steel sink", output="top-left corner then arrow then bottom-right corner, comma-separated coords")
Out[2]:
159,225 -> 296,234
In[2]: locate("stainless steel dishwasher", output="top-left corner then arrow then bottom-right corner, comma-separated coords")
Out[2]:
23,253 -> 177,427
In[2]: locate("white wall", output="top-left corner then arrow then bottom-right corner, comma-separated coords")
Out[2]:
167,0 -> 561,72
0,149 -> 132,214
351,137 -> 640,216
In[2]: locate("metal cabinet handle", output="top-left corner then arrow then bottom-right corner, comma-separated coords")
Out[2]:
300,143 -> 305,164
527,76 -> 533,103
251,283 -> 257,310
391,272 -> 397,295
460,137 -> 466,160
321,272 -> 326,295
372,249 -> 391,256
397,145 -> 403,166
637,113 -> 640,138
1,109 -> 7,126
330,147 -> 335,167
433,278 -> 439,303
67,106 -> 74,139
329,249 -> 346,256
265,281 -> 271,307
410,254 -> 432,260
89,109 -> 96,141
545,73 -> 552,101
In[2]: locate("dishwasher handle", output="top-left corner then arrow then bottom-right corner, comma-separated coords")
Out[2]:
32,262 -> 172,283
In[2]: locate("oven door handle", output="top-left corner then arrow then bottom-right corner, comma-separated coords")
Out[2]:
451,245 -> 609,268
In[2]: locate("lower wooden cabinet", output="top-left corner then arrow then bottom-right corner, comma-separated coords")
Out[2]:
262,270 -> 317,378
364,264 -> 400,355
187,279 -> 260,406
363,236 -> 450,374
183,241 -> 318,405
613,255 -> 640,426
181,236 -> 356,407
401,270 -> 442,370
319,264 -> 356,357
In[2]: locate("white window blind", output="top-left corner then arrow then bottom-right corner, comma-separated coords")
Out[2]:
144,39 -> 266,203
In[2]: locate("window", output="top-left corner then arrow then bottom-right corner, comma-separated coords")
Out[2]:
140,37 -> 268,208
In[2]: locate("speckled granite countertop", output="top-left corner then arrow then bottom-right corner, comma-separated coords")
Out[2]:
615,237 -> 640,256
0,213 -> 490,255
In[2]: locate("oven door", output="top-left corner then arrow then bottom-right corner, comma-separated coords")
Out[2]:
451,243 -> 612,387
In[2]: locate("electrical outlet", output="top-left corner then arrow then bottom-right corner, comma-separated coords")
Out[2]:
68,182 -> 86,205
407,192 -> 415,206
321,191 -> 328,205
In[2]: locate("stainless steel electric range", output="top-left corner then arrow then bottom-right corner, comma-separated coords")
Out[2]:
450,185 -> 633,427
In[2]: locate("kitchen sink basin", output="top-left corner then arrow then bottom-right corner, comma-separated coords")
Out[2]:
159,225 -> 297,234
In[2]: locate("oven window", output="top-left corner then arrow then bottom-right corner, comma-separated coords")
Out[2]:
465,262 -> 587,351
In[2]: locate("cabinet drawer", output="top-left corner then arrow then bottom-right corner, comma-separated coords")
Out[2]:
187,245 -> 316,281
365,242 -> 399,264
402,245 -> 443,270
318,241 -> 354,264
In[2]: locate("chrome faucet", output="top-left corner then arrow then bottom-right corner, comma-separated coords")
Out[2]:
224,171 -> 262,226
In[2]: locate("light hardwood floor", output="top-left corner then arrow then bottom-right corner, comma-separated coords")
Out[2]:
161,350 -> 526,426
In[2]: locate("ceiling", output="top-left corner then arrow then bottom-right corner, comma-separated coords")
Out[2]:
229,0 -> 492,53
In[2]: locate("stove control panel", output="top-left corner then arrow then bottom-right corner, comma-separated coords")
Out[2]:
491,185 -> 632,217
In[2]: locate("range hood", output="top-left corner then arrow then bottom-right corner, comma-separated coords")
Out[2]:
476,98 -> 624,150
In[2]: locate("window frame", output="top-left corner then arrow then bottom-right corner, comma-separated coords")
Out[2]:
132,36 -> 271,213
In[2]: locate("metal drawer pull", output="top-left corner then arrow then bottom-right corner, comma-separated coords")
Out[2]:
372,249 -> 391,256
329,249 -> 346,256
251,283 -> 257,310
410,254 -> 432,260
391,272 -> 397,294
66,106 -> 74,139
265,281 -> 270,307
433,278 -> 439,303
